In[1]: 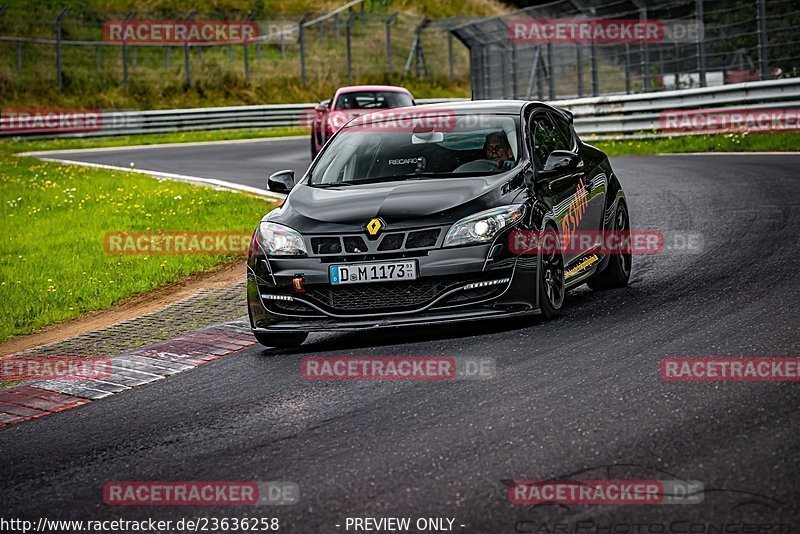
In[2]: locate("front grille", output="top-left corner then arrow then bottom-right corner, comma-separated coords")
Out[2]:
307,227 -> 443,256
378,233 -> 404,251
311,237 -> 342,254
305,279 -> 461,312
406,229 -> 440,249
343,236 -> 368,253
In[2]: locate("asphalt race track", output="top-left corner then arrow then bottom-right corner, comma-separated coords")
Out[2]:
2,142 -> 800,531
37,137 -> 312,191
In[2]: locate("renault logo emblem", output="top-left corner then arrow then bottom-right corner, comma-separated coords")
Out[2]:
364,217 -> 385,239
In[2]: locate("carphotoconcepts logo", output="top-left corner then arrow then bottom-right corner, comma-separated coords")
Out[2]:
300,356 -> 495,381
104,232 -> 251,255
103,481 -> 299,506
508,479 -> 704,505
1,109 -> 102,134
0,357 -> 111,381
103,21 -> 259,44
661,108 -> 800,134
509,18 -> 702,44
661,357 -> 800,382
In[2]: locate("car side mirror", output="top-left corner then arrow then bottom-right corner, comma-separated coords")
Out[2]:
268,170 -> 295,193
538,150 -> 581,180
314,99 -> 330,112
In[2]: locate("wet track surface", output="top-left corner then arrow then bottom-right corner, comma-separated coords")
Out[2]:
2,144 -> 800,530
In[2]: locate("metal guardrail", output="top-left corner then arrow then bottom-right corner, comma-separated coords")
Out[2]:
557,78 -> 800,138
2,79 -> 799,140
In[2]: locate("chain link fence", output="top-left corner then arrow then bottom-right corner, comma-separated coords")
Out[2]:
452,0 -> 800,100
1,0 -> 798,105
0,0 -> 472,104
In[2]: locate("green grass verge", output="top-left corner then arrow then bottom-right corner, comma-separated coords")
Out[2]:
7,127 -> 307,154
590,132 -> 800,156
0,142 -> 277,342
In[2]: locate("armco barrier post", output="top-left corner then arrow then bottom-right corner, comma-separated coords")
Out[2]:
243,11 -> 256,82
183,11 -> 196,87
547,42 -> 555,99
625,43 -> 631,94
571,0 -> 598,95
696,0 -> 706,87
299,13 -> 310,85
673,41 -> 679,89
346,12 -> 357,83
448,21 -> 454,82
122,11 -> 135,90
633,1 -> 650,92
756,0 -> 769,80
385,13 -> 398,72
511,41 -> 518,99
55,7 -> 69,89
576,44 -> 584,97
590,38 -> 598,96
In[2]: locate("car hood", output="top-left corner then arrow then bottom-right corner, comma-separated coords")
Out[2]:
273,173 -> 516,232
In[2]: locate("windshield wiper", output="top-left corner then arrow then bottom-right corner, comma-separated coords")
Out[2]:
404,172 -> 452,178
310,182 -> 355,187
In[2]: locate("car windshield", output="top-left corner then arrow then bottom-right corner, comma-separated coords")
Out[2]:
335,91 -> 413,110
309,115 -> 520,186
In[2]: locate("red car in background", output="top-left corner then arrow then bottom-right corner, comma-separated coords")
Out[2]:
309,85 -> 415,158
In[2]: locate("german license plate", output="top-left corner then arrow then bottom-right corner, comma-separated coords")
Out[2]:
329,261 -> 417,285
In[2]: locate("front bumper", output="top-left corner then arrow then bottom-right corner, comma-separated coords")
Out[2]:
247,242 -> 540,333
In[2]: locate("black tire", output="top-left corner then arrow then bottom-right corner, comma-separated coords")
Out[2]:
310,133 -> 319,159
253,330 -> 308,348
538,227 -> 564,320
588,201 -> 632,290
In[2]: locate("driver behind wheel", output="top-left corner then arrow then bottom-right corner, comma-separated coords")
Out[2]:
484,132 -> 515,170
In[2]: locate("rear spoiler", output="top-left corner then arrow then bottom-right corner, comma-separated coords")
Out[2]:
556,107 -> 574,124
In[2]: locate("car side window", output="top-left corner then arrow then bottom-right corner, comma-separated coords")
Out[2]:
550,112 -> 575,150
529,114 -> 570,169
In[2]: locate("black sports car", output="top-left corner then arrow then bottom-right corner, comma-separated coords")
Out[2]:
247,101 -> 630,347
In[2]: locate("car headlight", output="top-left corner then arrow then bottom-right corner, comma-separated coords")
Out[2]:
443,204 -> 525,247
257,222 -> 307,256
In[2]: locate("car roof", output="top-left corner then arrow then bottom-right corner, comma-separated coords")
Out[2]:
406,99 -> 540,115
335,85 -> 412,94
